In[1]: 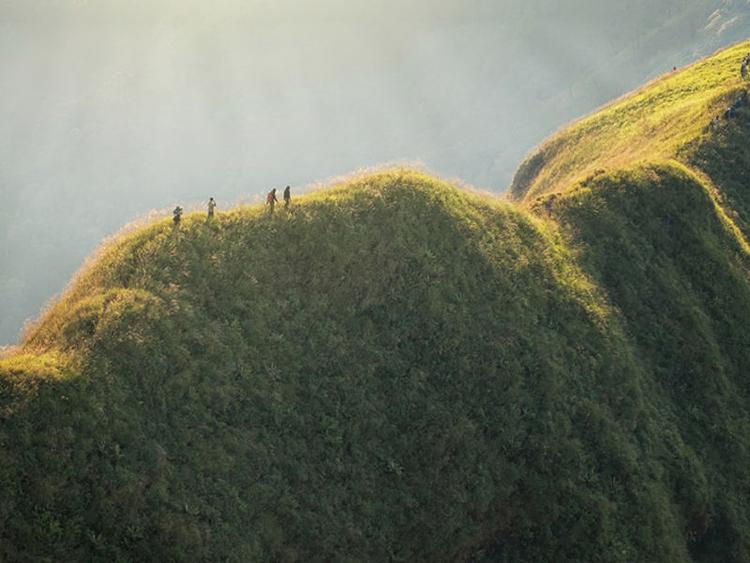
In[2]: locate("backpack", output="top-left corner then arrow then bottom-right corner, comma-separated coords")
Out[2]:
266,192 -> 274,204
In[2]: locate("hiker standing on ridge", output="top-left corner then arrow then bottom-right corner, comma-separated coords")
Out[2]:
207,197 -> 217,219
266,188 -> 278,214
173,206 -> 183,226
283,185 -> 291,210
742,54 -> 749,79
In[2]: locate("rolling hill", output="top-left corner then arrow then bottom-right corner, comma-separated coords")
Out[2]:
2,41 -> 750,562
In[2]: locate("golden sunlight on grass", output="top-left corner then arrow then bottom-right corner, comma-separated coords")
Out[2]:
512,39 -> 750,200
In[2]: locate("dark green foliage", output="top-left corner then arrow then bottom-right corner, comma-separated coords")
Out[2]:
4,164 -> 750,561
553,164 -> 750,562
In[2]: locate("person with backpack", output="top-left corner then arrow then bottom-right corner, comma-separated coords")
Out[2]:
173,206 -> 183,226
283,185 -> 291,210
266,188 -> 278,214
207,197 -> 217,219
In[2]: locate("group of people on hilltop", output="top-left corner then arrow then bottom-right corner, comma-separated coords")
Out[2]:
266,185 -> 291,214
172,187 -> 292,226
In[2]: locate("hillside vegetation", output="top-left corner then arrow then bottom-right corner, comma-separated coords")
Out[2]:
511,40 -> 750,203
3,42 -> 750,562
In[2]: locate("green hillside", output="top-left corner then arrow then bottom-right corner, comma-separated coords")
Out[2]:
3,42 -> 750,562
511,39 -> 750,204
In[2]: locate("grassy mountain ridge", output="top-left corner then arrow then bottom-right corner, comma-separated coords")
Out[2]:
6,0 -> 750,349
510,39 -> 750,203
5,171 -> 648,561
3,42 -> 750,561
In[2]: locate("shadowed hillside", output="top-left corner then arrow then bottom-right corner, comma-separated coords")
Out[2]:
3,42 -> 750,562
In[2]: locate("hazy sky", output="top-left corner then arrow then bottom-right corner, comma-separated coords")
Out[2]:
2,0 -> 750,345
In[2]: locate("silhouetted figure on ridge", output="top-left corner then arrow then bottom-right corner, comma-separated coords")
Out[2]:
207,197 -> 216,219
173,206 -> 183,226
283,185 -> 291,210
267,188 -> 278,214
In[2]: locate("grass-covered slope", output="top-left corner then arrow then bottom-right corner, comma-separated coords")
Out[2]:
4,40 -> 750,562
0,171 -> 646,561
510,39 -> 750,202
549,163 -> 750,562
680,100 -> 750,238
498,35 -> 750,560
3,165 -> 750,562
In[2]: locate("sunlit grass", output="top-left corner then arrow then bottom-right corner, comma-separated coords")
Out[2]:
512,39 -> 750,200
